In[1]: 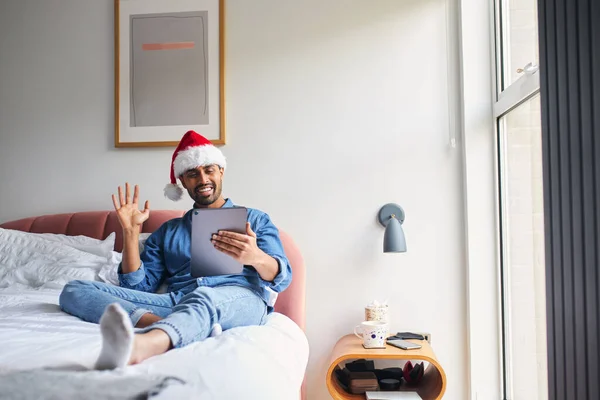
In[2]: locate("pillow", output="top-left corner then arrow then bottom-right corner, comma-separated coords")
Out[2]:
139,232 -> 152,254
31,232 -> 116,259
0,228 -> 118,289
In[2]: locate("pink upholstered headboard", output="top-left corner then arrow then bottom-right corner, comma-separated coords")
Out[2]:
0,210 -> 306,331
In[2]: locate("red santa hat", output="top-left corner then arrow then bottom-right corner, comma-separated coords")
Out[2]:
164,130 -> 227,201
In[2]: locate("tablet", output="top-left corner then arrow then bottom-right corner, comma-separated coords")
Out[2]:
190,207 -> 248,277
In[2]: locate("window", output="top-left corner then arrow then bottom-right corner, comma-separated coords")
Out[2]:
498,0 -> 540,89
494,0 -> 546,399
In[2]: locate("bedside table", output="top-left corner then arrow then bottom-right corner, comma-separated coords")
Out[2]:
326,334 -> 447,400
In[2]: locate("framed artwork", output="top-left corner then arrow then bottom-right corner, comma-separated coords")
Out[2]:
114,0 -> 225,147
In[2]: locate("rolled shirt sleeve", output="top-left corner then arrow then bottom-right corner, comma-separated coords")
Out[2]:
117,263 -> 148,287
255,214 -> 293,293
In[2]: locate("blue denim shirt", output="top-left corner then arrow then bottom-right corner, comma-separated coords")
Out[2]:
118,199 -> 292,307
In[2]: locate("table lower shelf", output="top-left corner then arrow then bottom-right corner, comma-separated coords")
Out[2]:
326,335 -> 446,400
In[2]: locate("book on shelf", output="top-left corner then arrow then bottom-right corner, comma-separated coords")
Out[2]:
365,391 -> 421,400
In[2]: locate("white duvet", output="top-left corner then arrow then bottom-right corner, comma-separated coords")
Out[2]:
0,228 -> 308,399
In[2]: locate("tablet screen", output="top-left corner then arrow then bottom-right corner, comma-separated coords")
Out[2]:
190,207 -> 247,277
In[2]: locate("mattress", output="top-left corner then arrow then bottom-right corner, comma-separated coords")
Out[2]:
0,288 -> 308,399
0,228 -> 308,399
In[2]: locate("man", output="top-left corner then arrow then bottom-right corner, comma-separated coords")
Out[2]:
59,130 -> 292,369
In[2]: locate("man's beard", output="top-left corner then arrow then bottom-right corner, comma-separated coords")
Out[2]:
191,182 -> 222,206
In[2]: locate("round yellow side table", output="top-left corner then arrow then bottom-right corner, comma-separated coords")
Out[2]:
326,334 -> 447,400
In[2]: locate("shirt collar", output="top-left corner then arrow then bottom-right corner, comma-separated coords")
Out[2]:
191,198 -> 234,210
222,198 -> 234,208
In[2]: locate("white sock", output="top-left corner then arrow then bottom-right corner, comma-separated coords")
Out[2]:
210,323 -> 222,337
94,303 -> 134,370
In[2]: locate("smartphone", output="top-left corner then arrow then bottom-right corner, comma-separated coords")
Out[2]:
386,339 -> 422,350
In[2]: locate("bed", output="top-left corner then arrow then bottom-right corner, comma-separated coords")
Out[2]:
0,210 -> 308,400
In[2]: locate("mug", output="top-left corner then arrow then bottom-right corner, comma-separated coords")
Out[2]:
354,320 -> 389,348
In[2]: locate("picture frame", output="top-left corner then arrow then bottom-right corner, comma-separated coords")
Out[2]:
114,0 -> 225,147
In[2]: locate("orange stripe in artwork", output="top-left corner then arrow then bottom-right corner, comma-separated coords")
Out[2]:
142,42 -> 195,51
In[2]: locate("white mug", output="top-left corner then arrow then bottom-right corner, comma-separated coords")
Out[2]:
354,320 -> 389,348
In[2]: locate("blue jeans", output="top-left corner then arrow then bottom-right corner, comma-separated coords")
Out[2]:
59,280 -> 267,348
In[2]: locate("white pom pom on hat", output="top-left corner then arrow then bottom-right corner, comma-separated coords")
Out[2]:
164,130 -> 226,201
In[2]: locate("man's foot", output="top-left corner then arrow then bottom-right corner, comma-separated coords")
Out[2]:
94,303 -> 134,370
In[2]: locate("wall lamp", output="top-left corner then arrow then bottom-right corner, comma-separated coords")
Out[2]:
377,203 -> 407,253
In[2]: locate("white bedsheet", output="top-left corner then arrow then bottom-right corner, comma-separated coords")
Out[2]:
0,288 -> 308,399
0,229 -> 308,399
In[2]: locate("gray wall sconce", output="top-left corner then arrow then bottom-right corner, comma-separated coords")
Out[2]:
378,203 -> 407,253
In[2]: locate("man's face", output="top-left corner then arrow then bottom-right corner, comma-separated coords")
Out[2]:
180,164 -> 224,207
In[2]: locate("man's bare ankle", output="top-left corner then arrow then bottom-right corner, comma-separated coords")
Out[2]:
127,336 -> 146,365
127,330 -> 172,365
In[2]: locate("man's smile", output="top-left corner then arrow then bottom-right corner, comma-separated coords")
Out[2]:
196,185 -> 214,197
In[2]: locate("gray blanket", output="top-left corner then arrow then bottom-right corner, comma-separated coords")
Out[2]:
0,369 -> 189,400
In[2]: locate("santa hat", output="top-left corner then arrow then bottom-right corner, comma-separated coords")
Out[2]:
164,130 -> 227,201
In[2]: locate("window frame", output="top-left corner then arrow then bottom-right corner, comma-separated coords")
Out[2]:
459,0 -> 542,398
492,0 -> 542,398
459,0 -> 502,398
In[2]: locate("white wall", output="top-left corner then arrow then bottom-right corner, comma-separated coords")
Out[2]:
0,1 -> 468,398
